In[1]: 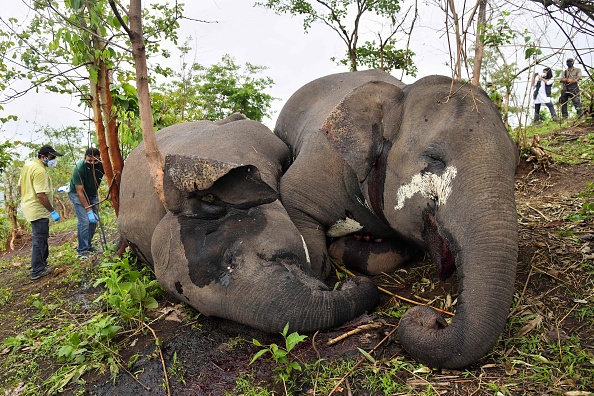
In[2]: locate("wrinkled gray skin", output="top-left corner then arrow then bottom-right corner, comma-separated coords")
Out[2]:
118,117 -> 379,334
275,70 -> 519,368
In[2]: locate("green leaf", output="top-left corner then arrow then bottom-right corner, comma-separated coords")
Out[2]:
249,349 -> 269,364
143,296 -> 158,309
357,347 -> 376,364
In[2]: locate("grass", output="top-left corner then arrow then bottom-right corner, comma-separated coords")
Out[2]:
0,208 -> 171,395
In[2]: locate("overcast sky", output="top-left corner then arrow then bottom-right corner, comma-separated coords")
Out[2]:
1,0 -> 591,144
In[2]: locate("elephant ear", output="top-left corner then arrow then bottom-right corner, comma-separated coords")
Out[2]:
163,154 -> 278,216
320,80 -> 404,182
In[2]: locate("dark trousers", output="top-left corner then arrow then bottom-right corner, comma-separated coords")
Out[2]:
31,218 -> 50,277
534,102 -> 557,122
560,88 -> 583,118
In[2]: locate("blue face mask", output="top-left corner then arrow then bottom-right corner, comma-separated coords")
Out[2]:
567,61 -> 574,68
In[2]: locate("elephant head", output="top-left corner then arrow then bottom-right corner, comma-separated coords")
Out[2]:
274,71 -> 518,368
118,118 -> 379,333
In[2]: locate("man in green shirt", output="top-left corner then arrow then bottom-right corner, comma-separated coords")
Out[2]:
68,147 -> 104,256
18,145 -> 63,280
559,58 -> 583,119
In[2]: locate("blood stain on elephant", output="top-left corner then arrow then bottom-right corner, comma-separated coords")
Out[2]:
394,166 -> 458,210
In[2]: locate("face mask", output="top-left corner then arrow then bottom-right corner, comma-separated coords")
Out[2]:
46,158 -> 58,168
567,62 -> 573,67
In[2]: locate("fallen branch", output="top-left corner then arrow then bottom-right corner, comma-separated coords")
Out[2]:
327,325 -> 398,396
332,261 -> 455,317
326,322 -> 383,346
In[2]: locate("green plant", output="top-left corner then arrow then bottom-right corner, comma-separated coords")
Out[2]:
168,351 -> 186,385
0,286 -> 13,307
251,323 -> 307,389
230,373 -> 272,396
93,253 -> 162,323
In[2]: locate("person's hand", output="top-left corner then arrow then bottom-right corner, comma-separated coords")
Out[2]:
50,210 -> 60,221
87,211 -> 98,224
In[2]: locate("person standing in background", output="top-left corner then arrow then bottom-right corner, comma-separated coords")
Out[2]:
18,145 -> 63,280
559,58 -> 583,119
532,67 -> 559,124
68,147 -> 104,257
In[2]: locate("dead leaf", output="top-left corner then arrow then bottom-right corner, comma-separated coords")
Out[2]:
516,314 -> 543,337
504,362 -> 517,375
564,392 -> 592,396
544,220 -> 564,228
543,327 -> 570,343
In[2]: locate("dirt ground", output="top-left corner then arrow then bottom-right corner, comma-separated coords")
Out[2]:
1,127 -> 593,396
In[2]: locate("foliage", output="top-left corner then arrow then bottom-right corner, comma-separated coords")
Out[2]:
93,252 -> 162,324
3,0 -> 181,99
337,39 -> 417,76
257,0 -> 414,73
154,52 -> 275,124
251,323 -> 307,387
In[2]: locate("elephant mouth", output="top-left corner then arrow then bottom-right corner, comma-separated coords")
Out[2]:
422,209 -> 456,281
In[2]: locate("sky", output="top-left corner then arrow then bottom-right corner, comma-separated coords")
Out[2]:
1,0 -> 591,144
0,0 -> 453,143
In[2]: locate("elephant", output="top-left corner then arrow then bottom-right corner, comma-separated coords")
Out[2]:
274,69 -> 519,369
117,116 -> 379,334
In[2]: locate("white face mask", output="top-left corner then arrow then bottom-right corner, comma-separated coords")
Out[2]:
46,158 -> 58,168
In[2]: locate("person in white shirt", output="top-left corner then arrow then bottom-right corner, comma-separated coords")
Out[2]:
532,67 -> 559,124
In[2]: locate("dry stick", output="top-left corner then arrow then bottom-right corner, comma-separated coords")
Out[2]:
135,319 -> 171,396
311,331 -> 321,395
509,255 -> 536,317
327,325 -> 399,396
333,262 -> 455,317
326,322 -> 383,346
527,204 -> 552,222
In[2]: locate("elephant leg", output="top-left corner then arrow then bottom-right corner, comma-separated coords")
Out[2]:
329,236 -> 419,275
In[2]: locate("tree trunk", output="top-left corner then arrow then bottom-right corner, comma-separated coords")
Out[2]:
98,62 -> 124,215
128,0 -> 166,209
447,0 -> 463,80
471,0 -> 487,86
90,78 -> 115,199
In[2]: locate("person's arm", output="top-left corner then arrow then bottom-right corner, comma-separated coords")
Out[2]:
75,184 -> 93,213
36,192 -> 55,212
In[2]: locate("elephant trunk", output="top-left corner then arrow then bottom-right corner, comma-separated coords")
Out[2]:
224,273 -> 380,334
398,173 -> 518,368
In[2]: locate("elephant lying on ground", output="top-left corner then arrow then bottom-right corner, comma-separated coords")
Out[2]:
274,70 -> 519,369
118,117 -> 379,334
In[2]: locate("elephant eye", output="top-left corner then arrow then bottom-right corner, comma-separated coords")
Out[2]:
423,149 -> 446,173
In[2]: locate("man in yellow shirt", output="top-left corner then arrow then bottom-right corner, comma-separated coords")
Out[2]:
18,145 -> 63,280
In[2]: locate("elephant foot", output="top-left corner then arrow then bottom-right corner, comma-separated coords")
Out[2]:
328,235 -> 418,275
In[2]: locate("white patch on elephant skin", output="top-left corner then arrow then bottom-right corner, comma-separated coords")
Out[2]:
394,166 -> 458,210
300,235 -> 311,264
326,217 -> 364,237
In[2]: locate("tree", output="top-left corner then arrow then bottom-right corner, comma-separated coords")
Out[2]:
257,0 -> 417,75
154,53 -> 275,124
0,0 -> 182,214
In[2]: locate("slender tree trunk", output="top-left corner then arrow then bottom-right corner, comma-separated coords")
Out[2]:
90,78 -> 115,197
447,0 -> 463,80
128,0 -> 166,209
471,0 -> 487,86
98,62 -> 124,214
